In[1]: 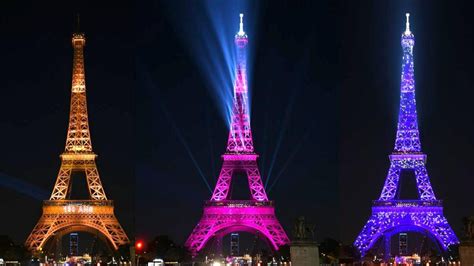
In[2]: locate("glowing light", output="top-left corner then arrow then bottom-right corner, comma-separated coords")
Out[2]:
405,13 -> 411,35
136,241 -> 144,250
63,205 -> 94,214
238,13 -> 245,36
354,14 -> 458,257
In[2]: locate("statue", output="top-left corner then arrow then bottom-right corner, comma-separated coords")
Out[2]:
290,216 -> 320,266
460,216 -> 474,266
463,216 -> 474,240
293,216 -> 316,241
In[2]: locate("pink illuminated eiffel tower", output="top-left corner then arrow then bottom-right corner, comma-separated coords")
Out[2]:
185,14 -> 290,256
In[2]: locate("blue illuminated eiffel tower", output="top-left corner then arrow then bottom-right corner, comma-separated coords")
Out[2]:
354,13 -> 458,259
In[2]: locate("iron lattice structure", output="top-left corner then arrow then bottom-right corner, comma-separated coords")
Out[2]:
354,14 -> 458,257
185,14 -> 290,256
25,32 -> 129,252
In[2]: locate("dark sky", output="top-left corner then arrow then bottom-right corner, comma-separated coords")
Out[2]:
0,0 -> 134,244
1,0 -> 473,254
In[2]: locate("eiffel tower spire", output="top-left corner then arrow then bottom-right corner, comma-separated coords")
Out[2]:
47,29 -> 105,201
66,27 -> 93,153
404,13 -> 411,35
378,13 -> 436,201
394,12 -> 420,154
226,13 -> 253,153
214,13 -> 266,202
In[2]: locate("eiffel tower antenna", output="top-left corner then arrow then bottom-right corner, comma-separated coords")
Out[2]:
185,13 -> 289,256
354,14 -> 458,261
405,13 -> 411,35
76,13 -> 80,33
238,13 -> 245,36
25,27 -> 129,253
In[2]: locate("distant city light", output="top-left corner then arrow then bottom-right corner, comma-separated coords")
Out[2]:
136,240 -> 144,251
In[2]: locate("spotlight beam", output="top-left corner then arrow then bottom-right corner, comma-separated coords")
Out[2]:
267,129 -> 311,193
160,1 -> 258,127
205,105 -> 217,179
138,63 -> 213,193
0,173 -> 48,200
260,109 -> 269,179
264,90 -> 296,188
159,103 -> 212,193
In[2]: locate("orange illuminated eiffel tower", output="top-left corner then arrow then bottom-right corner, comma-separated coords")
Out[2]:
25,30 -> 129,252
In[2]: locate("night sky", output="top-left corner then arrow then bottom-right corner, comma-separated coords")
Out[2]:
1,0 -> 474,254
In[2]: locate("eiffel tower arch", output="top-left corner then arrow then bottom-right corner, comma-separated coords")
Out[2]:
185,14 -> 290,256
39,224 -> 116,256
354,14 -> 458,259
25,29 -> 129,254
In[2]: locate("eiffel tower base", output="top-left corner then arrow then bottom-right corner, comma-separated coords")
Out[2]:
25,200 -> 129,253
185,200 -> 289,256
354,200 -> 458,258
290,241 -> 319,266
